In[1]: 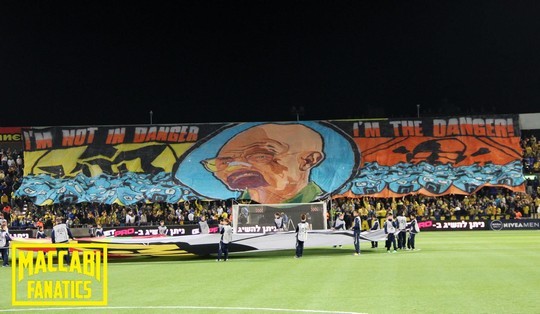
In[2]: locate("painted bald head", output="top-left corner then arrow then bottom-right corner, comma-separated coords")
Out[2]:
204,123 -> 324,203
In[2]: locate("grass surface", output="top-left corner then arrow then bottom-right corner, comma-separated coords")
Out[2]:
1,230 -> 539,313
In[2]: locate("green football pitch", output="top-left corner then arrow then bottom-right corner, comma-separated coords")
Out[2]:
1,230 -> 539,314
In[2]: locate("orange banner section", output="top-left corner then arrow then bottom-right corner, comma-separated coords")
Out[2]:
357,136 -> 522,166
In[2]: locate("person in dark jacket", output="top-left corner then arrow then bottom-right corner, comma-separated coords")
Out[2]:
352,210 -> 361,256
36,226 -> 47,239
407,213 -> 420,250
370,215 -> 380,248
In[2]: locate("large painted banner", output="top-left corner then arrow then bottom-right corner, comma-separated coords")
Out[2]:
16,115 -> 525,205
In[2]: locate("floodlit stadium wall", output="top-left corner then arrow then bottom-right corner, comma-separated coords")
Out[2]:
232,202 -> 327,233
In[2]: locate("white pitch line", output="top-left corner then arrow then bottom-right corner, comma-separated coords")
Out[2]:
0,306 -> 366,314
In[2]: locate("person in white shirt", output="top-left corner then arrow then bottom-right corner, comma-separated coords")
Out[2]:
217,218 -> 233,261
1,222 -> 12,267
51,218 -> 75,264
384,213 -> 397,253
295,214 -> 309,258
333,212 -> 346,230
396,211 -> 407,250
198,215 -> 210,234
274,212 -> 284,231
125,210 -> 136,225
332,212 -> 346,248
158,220 -> 168,235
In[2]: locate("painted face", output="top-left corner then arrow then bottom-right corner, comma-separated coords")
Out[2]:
202,124 -> 324,194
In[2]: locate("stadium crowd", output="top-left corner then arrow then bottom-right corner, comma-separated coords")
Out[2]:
522,134 -> 540,174
1,134 -> 540,231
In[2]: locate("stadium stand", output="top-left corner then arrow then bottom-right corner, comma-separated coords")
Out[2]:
2,134 -> 540,232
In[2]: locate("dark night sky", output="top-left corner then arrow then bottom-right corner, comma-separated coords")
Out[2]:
1,1 -> 540,127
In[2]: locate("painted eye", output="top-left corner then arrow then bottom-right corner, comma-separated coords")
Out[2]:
246,153 -> 274,163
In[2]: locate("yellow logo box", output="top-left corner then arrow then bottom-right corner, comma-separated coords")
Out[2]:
11,243 -> 108,306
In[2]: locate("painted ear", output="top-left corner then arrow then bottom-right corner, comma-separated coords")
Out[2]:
300,151 -> 324,171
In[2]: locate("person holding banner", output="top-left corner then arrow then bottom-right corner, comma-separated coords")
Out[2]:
332,212 -> 346,248
36,226 -> 47,239
274,212 -> 284,231
370,214 -> 380,248
333,212 -> 346,231
217,218 -> 233,261
198,215 -> 210,234
158,220 -> 168,235
407,213 -> 420,250
396,211 -> 407,250
0,222 -> 11,267
352,210 -> 361,256
295,214 -> 309,258
0,213 -> 6,226
51,217 -> 75,264
95,224 -> 104,237
384,213 -> 397,253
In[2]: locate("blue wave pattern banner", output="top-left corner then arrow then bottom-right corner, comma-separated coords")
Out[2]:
338,160 -> 525,196
17,172 -> 201,205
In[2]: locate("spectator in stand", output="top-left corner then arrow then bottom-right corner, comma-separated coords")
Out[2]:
33,218 -> 44,229
125,210 -> 136,225
139,211 -> 148,226
1,193 -> 8,205
97,211 -> 108,227
16,155 -> 23,172
2,202 -> 10,220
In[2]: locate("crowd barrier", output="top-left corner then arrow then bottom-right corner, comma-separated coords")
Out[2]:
11,219 -> 540,239
418,219 -> 540,231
